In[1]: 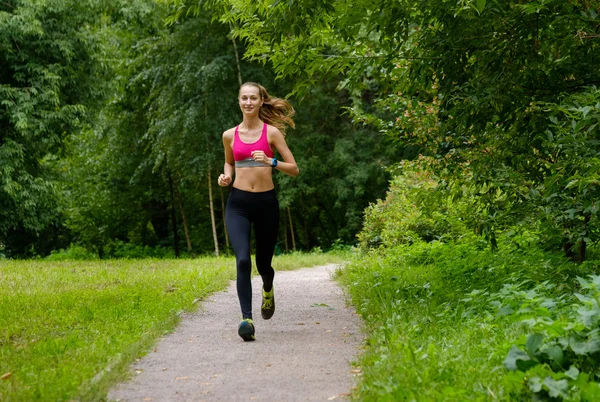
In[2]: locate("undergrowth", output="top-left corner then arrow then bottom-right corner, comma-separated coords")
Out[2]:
339,237 -> 600,401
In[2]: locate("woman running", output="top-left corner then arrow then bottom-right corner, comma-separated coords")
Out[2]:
217,82 -> 299,341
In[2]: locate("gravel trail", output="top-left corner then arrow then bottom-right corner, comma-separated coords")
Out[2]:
108,264 -> 363,402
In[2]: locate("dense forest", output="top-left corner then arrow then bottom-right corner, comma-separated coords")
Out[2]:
1,0 -> 404,258
3,0 -> 598,261
2,0 -> 598,260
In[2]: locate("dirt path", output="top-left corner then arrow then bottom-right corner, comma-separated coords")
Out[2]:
108,264 -> 363,401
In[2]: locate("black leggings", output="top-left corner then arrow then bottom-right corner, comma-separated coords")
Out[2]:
226,187 -> 279,319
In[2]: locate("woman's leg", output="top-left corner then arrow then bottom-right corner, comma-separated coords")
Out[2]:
254,193 -> 279,292
225,189 -> 253,319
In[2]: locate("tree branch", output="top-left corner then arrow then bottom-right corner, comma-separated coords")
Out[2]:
577,30 -> 600,39
320,54 -> 441,60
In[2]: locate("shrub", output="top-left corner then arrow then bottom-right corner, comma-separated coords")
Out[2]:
46,245 -> 98,261
341,225 -> 600,400
103,239 -> 178,259
358,159 -> 472,250
500,275 -> 600,401
46,241 -> 182,261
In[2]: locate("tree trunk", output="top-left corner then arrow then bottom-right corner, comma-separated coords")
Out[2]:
563,239 -> 575,259
304,216 -> 309,250
208,169 -> 219,257
168,171 -> 180,258
220,186 -> 229,248
231,34 -> 243,86
575,214 -> 591,263
283,211 -> 289,252
314,200 -> 335,246
577,239 -> 587,263
287,207 -> 296,251
174,183 -> 192,252
563,214 -> 590,263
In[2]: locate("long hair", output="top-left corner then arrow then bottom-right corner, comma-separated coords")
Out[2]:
240,82 -> 295,133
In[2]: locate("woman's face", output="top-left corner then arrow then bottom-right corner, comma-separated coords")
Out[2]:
239,85 -> 262,117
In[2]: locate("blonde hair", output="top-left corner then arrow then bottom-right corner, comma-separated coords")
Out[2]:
240,82 -> 295,133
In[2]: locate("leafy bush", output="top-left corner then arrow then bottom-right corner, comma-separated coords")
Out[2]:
358,159 -> 470,250
103,239 -> 178,259
46,245 -> 98,261
532,87 -> 600,262
341,231 -> 600,400
326,238 -> 354,252
498,275 -> 600,401
340,239 -> 518,400
46,241 -> 182,260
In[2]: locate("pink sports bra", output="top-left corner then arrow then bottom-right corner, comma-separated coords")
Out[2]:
233,123 -> 274,167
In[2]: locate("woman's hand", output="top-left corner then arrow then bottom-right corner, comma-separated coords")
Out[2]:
251,150 -> 272,166
217,174 -> 232,187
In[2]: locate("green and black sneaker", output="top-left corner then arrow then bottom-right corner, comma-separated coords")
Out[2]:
261,287 -> 275,320
238,318 -> 255,341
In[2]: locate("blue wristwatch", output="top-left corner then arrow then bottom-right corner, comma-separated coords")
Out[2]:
271,157 -> 278,168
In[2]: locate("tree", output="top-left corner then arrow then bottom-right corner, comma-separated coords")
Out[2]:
276,80 -> 402,249
0,0 -> 120,256
63,10 -> 259,256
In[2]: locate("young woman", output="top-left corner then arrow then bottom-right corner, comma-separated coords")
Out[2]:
217,82 -> 299,341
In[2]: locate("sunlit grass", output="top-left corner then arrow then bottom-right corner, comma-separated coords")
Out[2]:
0,251 -> 344,401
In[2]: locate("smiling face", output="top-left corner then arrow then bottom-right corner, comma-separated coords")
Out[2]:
238,84 -> 263,117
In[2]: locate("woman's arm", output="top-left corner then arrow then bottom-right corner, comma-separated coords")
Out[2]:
218,130 -> 235,186
266,126 -> 299,177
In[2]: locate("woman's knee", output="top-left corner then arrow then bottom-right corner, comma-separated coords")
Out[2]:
237,256 -> 252,273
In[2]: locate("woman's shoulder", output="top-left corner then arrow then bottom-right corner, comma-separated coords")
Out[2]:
266,124 -> 284,139
222,127 -> 236,139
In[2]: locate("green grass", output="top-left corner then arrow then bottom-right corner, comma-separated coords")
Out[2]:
0,252 -> 346,401
338,241 -> 598,401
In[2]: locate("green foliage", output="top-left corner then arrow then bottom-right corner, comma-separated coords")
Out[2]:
533,88 -> 600,259
0,0 -> 109,251
340,241 -> 506,400
499,275 -> 600,400
45,244 -> 98,261
340,236 -> 599,400
183,0 -> 600,259
349,153 -> 600,398
358,159 -> 470,249
277,81 -> 400,249
0,0 -> 172,257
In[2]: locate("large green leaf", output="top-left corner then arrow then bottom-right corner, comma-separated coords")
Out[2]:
570,334 -> 600,355
525,333 -> 544,356
504,345 -> 538,371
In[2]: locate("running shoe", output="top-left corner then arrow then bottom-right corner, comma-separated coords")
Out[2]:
261,287 -> 275,320
238,318 -> 255,341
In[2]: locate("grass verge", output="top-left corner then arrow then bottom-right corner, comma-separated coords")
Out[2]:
0,251 -> 345,401
338,240 -> 599,401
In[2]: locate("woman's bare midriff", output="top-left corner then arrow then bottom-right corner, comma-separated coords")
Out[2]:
233,166 -> 274,192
